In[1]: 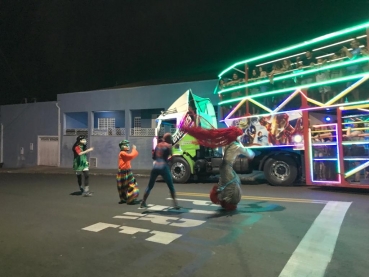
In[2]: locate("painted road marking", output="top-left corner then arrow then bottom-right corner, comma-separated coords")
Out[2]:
82,222 -> 120,232
119,226 -> 149,234
279,201 -> 352,277
175,192 -> 329,204
167,198 -> 219,206
146,231 -> 182,245
114,212 -> 206,227
83,224 -> 183,245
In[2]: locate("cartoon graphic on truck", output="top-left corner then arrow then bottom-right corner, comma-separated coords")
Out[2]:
154,89 -> 252,183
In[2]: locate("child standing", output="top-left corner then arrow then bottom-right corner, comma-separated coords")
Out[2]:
72,135 -> 94,196
116,140 -> 140,204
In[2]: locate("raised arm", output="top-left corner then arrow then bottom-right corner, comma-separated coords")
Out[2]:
75,146 -> 94,156
120,146 -> 138,161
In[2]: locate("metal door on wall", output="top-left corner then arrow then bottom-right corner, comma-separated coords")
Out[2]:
38,136 -> 59,166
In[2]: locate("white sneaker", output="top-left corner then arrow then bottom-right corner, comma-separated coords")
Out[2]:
82,191 -> 93,197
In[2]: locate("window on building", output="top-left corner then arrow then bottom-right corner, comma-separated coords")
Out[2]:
134,117 -> 141,128
98,118 -> 115,129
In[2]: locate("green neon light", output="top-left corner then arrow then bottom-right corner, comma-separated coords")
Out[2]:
219,21 -> 369,78
219,73 -> 369,106
218,57 -> 369,95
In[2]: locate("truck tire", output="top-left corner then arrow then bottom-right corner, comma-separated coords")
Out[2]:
170,157 -> 191,183
264,155 -> 297,186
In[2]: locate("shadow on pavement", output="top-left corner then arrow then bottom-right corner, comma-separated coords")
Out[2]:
70,191 -> 82,196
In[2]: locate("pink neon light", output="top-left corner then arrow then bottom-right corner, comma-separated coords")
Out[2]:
314,159 -> 338,161
312,123 -> 337,128
311,123 -> 342,184
313,180 -> 341,184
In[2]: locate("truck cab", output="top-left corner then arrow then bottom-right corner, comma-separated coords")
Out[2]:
154,89 -> 252,183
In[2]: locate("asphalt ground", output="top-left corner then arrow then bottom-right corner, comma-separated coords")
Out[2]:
0,174 -> 368,277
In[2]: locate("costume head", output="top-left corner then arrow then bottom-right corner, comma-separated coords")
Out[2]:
76,135 -> 87,145
163,133 -> 173,144
119,140 -> 130,151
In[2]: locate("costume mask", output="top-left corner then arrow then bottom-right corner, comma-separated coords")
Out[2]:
119,140 -> 130,151
76,135 -> 87,145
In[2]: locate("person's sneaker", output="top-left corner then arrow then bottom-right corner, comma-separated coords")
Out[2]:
140,202 -> 148,209
79,186 -> 84,193
118,200 -> 127,204
172,200 -> 181,210
82,191 -> 93,197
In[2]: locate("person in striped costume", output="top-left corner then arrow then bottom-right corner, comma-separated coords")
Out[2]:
116,140 -> 140,204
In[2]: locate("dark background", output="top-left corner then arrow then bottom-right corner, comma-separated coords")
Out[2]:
0,0 -> 368,105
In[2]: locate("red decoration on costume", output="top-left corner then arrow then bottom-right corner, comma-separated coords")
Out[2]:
179,125 -> 243,148
209,185 -> 220,204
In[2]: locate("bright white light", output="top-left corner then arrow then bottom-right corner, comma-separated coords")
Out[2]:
294,135 -> 303,143
315,45 -> 365,59
255,52 -> 306,67
313,38 -> 354,51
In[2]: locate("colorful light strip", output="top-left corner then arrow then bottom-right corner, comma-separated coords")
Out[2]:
328,76 -> 369,105
273,89 -> 301,113
315,45 -> 365,59
344,158 -> 369,161
342,127 -> 369,131
312,143 -> 337,146
342,114 -> 369,119
342,143 -> 369,147
219,21 -> 369,78
225,99 -> 247,119
221,99 -> 369,124
306,97 -> 325,107
218,57 -> 369,95
248,98 -> 273,113
312,38 -> 354,51
314,158 -> 338,161
245,144 -> 296,149
345,160 -> 369,178
255,52 -> 306,67
340,103 -> 369,110
220,73 -> 369,106
312,123 -> 337,128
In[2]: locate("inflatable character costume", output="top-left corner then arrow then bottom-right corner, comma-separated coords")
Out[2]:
179,123 -> 255,210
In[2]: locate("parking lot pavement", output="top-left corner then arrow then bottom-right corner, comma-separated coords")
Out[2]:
0,165 -> 267,183
1,174 -> 368,277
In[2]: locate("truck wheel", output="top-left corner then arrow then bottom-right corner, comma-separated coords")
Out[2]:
264,155 -> 297,186
170,157 -> 191,183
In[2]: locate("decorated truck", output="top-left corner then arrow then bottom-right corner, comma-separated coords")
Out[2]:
156,21 -> 369,188
154,89 -> 252,183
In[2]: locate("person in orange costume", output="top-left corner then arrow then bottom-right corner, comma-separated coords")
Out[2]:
116,140 -> 140,204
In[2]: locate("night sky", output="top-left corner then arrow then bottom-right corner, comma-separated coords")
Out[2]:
0,0 -> 369,105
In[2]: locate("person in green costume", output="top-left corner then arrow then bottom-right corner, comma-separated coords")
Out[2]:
72,135 -> 94,196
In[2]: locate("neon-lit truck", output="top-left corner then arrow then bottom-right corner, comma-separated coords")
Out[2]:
154,89 -> 252,183
216,21 -> 369,188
